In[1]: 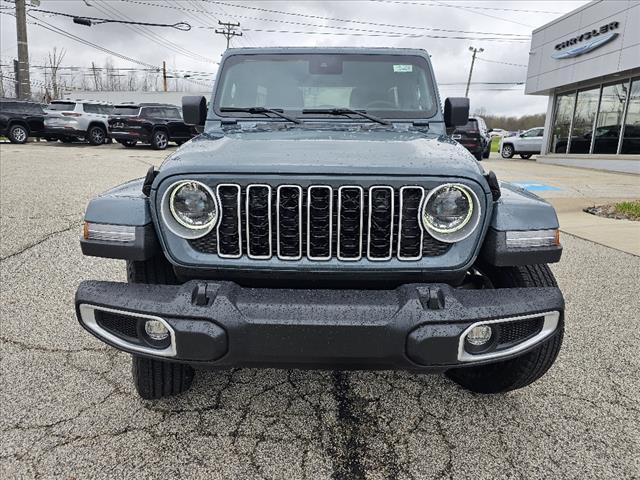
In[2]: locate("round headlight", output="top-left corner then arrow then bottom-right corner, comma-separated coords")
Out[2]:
422,184 -> 480,243
170,181 -> 217,229
161,180 -> 218,239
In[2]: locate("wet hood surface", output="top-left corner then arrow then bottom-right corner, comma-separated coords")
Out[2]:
158,126 -> 485,180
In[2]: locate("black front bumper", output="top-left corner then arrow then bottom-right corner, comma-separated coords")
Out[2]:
75,280 -> 563,370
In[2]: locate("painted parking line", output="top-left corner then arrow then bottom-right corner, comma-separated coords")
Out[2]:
511,182 -> 562,191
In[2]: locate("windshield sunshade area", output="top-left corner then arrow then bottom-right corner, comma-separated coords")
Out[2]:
215,53 -> 438,119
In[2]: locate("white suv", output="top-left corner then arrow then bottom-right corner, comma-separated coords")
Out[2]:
499,127 -> 544,159
44,100 -> 112,145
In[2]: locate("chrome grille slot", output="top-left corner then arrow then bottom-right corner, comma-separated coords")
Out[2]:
307,186 -> 333,260
188,183 -> 451,261
398,186 -> 424,260
216,184 -> 242,258
246,185 -> 272,259
277,185 -> 303,260
367,186 -> 394,260
337,186 -> 364,260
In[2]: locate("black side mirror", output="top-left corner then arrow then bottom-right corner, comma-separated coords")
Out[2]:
444,97 -> 469,135
182,96 -> 207,128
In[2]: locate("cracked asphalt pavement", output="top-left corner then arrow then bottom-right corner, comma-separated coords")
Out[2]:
1,143 -> 639,479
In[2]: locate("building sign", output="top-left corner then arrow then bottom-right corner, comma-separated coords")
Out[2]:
552,22 -> 620,59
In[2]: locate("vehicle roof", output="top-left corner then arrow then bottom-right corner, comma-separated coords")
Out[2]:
53,99 -> 112,105
223,46 -> 430,56
113,103 -> 178,108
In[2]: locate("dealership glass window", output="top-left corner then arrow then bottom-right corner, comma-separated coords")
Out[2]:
593,81 -> 628,154
568,87 -> 599,154
550,93 -> 575,153
621,78 -> 640,154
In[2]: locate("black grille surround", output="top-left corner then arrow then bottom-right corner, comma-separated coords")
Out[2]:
189,182 -> 453,262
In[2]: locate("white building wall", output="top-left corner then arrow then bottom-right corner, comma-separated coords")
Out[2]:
525,0 -> 640,96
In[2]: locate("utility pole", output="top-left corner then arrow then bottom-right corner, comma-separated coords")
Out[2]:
162,61 -> 167,92
15,0 -> 31,99
215,21 -> 242,49
465,46 -> 484,97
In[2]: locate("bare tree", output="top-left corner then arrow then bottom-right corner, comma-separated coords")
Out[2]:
46,47 -> 66,99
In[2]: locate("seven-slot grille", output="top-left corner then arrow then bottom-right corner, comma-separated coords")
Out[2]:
190,184 -> 451,261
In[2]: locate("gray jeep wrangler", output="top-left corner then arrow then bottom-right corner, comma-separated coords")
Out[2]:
75,48 -> 564,400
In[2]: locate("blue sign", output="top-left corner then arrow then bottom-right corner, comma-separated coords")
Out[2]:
512,182 -> 561,192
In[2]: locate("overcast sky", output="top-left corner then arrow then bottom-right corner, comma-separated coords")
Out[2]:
1,0 -> 590,116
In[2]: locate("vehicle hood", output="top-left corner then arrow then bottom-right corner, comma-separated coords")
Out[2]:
157,127 -> 485,180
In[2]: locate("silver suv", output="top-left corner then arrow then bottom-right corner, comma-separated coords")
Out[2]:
499,127 -> 544,159
44,100 -> 112,145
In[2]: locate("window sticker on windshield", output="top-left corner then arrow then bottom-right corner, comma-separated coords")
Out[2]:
393,64 -> 413,73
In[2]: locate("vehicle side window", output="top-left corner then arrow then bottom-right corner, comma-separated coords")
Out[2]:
164,108 -> 182,119
142,108 -> 159,118
83,104 -> 97,114
24,103 -> 44,114
0,102 -> 18,113
523,129 -> 538,137
536,128 -> 544,137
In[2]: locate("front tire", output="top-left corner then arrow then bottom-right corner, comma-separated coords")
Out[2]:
446,264 -> 564,394
127,256 -> 194,399
151,129 -> 169,150
8,124 -> 28,144
501,144 -> 514,158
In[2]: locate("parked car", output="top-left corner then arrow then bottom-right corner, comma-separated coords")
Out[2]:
452,116 -> 490,160
75,47 -> 564,400
488,128 -> 507,137
44,100 -> 113,145
108,103 -> 196,150
0,98 -> 47,144
500,127 -> 544,159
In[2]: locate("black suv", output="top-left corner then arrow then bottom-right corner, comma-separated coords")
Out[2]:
108,103 -> 196,150
0,99 -> 47,144
452,116 -> 490,161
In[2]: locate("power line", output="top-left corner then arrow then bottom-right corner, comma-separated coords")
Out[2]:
476,57 -> 528,68
367,0 -> 562,14
91,0 -> 214,64
117,0 -> 529,40
431,1 -> 534,28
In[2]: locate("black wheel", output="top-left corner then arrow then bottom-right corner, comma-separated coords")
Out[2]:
8,124 -> 28,144
151,129 -> 169,150
446,264 -> 564,394
501,144 -> 514,158
520,154 -> 533,159
474,151 -> 483,161
127,256 -> 193,399
483,147 -> 490,158
132,356 -> 194,400
87,125 -> 106,146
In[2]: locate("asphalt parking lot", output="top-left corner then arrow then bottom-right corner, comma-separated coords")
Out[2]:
1,143 -> 639,479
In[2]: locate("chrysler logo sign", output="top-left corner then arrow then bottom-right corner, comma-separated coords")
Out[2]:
552,21 -> 620,59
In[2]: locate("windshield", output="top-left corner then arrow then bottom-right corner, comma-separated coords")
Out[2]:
112,106 -> 140,116
47,102 -> 75,111
215,53 -> 437,119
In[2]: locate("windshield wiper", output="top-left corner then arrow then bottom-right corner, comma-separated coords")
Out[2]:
302,108 -> 391,126
220,107 -> 302,124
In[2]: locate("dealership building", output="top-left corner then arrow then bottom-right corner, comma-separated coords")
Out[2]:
525,0 -> 639,172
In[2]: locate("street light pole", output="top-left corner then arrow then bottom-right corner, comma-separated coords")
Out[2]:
465,46 -> 484,97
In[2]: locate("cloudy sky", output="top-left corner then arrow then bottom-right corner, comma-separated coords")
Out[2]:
1,0 -> 590,116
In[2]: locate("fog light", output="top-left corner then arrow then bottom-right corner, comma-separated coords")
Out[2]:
144,320 -> 169,341
466,325 -> 492,346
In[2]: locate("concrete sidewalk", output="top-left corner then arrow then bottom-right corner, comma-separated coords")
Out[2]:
484,156 -> 640,256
